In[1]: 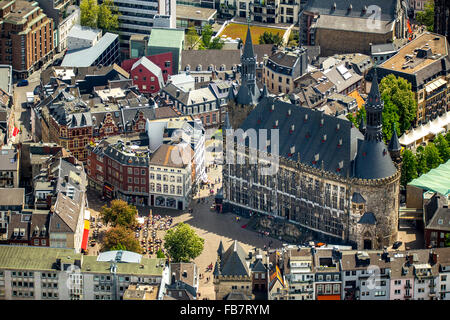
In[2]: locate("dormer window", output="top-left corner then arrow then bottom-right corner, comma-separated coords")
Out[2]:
197,65 -> 202,71
312,153 -> 319,165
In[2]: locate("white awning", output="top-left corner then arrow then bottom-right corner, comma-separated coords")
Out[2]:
84,209 -> 91,221
399,111 -> 450,146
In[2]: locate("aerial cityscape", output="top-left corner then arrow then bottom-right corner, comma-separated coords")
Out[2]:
0,0 -> 449,303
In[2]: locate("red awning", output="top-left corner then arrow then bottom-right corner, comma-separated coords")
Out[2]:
81,228 -> 89,251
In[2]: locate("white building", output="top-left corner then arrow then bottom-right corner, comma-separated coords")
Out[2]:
66,25 -> 102,51
57,6 -> 80,53
0,247 -> 166,300
285,247 -> 315,300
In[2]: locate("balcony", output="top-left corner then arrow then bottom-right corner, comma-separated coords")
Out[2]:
404,283 -> 412,289
404,292 -> 412,298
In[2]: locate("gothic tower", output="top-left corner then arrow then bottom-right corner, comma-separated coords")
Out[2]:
236,24 -> 260,106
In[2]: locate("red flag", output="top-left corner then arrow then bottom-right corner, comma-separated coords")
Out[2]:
12,127 -> 19,137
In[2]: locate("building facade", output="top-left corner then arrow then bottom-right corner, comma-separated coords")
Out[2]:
299,0 -> 408,56
0,0 -> 54,79
219,0 -> 301,24
378,32 -> 450,127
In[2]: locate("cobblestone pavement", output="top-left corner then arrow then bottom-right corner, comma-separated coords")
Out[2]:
85,138 -> 283,299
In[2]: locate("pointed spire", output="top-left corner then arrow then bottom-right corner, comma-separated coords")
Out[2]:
223,112 -> 231,130
359,116 -> 366,134
242,24 -> 254,60
261,83 -> 269,98
388,122 -> 401,152
217,240 -> 225,258
368,66 -> 381,106
364,66 -> 384,142
227,83 -> 235,100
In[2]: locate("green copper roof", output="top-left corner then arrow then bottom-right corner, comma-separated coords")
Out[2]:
408,160 -> 450,196
148,28 -> 184,49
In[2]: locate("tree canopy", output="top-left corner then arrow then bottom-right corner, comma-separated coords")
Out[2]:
80,0 -> 120,32
102,226 -> 142,253
379,74 -> 417,141
80,0 -> 98,29
100,199 -> 138,229
164,223 -> 204,263
258,31 -> 283,46
185,25 -> 200,49
97,0 -> 120,32
199,24 -> 224,50
400,132 -> 450,187
400,149 -> 418,188
416,0 -> 434,32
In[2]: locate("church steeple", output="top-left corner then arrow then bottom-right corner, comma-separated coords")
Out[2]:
364,67 -> 384,142
236,24 -> 260,105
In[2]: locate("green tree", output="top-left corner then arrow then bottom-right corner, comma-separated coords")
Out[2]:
445,233 -> 450,247
100,199 -> 138,229
185,25 -> 200,49
102,226 -> 142,253
346,106 -> 366,128
80,0 -> 99,29
423,142 -> 443,170
400,149 -> 418,188
433,133 -> 450,163
416,0 -> 435,31
201,24 -> 214,48
415,146 -> 429,176
258,31 -> 283,46
445,131 -> 450,145
287,29 -> 299,47
208,36 -> 225,50
382,99 -> 401,143
156,248 -> 165,259
164,223 -> 204,263
98,0 -> 120,32
379,74 -> 417,138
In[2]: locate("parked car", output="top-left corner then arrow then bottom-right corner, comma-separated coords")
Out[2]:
17,79 -> 29,87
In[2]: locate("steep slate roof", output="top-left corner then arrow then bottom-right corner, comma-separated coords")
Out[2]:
353,68 -> 397,179
353,139 -> 397,179
388,123 -> 401,152
424,193 -> 450,232
218,240 -> 250,277
238,96 -> 364,177
358,212 -> 377,225
351,192 -> 366,204
52,193 -> 81,233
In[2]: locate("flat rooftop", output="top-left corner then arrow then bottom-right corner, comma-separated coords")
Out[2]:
176,4 -> 216,21
380,33 -> 448,74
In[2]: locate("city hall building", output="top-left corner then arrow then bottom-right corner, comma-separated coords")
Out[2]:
224,51 -> 401,249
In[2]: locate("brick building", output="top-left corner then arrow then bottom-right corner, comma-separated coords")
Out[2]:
129,56 -> 165,95
121,52 -> 173,84
0,0 -> 54,79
